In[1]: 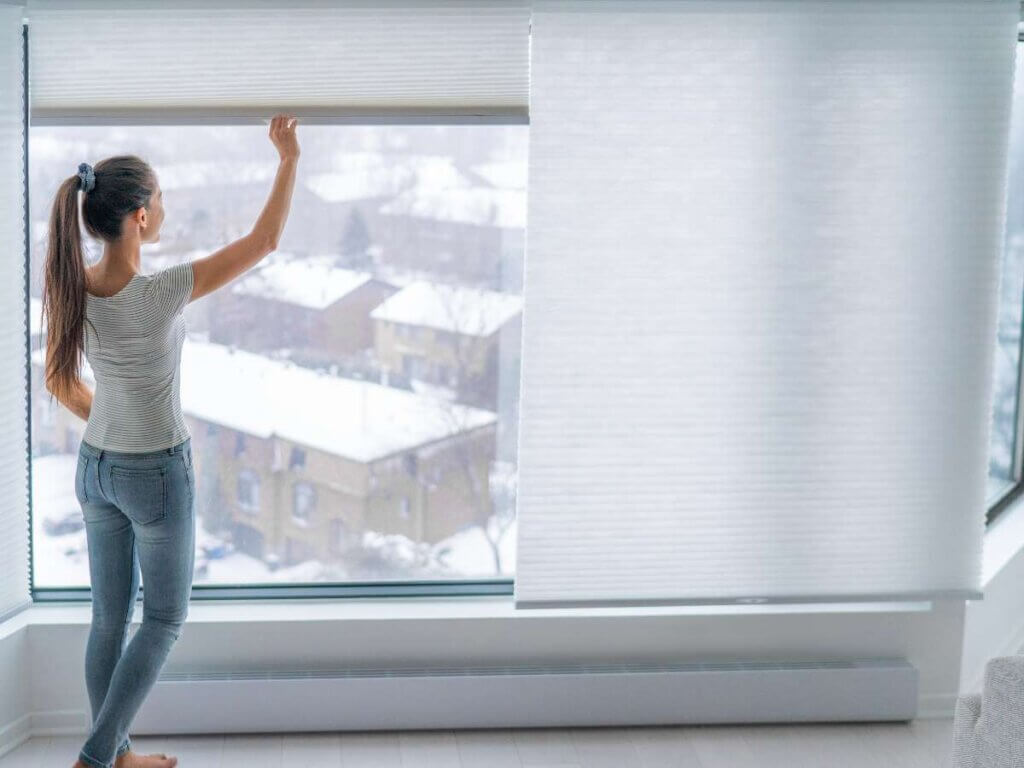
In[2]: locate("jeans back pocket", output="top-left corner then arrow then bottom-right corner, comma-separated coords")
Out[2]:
110,466 -> 167,525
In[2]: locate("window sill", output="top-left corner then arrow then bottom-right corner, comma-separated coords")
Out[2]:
982,489 -> 1024,586
13,595 -> 935,630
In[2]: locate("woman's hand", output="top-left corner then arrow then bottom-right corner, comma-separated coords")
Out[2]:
269,113 -> 300,161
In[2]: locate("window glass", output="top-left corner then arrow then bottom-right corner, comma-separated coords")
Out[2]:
29,123 -> 525,587
988,44 -> 1024,509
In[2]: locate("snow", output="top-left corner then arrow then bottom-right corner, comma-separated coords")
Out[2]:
470,160 -> 528,190
305,152 -> 472,203
159,152 -> 527,227
396,154 -> 475,194
370,280 -> 523,337
31,452 -> 516,588
231,253 -> 373,309
31,220 -> 48,246
431,516 -> 516,577
304,151 -> 417,202
30,296 -> 44,336
32,338 -> 497,462
31,453 -> 89,588
321,151 -> 527,229
379,185 -> 526,229
178,340 -> 496,462
410,379 -> 458,402
156,161 -> 276,190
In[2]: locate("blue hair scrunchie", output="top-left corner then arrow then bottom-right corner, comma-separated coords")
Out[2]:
77,162 -> 95,193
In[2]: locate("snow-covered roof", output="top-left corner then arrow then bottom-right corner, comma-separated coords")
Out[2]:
33,339 -> 496,462
231,253 -> 373,309
370,281 -> 522,337
379,186 -> 526,229
183,340 -> 496,461
338,152 -> 526,229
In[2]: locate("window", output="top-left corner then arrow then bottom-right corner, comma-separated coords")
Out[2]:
402,453 -> 418,477
398,496 -> 410,520
987,41 -> 1024,525
237,469 -> 259,512
292,482 -> 316,525
28,123 -> 524,591
329,518 -> 349,553
402,354 -> 427,380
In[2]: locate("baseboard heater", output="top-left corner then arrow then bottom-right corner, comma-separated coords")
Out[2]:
130,657 -> 917,733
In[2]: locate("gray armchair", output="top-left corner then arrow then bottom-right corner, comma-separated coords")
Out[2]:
952,656 -> 1024,768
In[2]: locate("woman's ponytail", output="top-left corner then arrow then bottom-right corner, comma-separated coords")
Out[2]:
41,174 -> 89,404
40,154 -> 157,404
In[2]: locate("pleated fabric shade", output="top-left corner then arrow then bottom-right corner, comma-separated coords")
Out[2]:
24,0 -> 530,123
514,0 -> 1020,608
0,2 -> 30,622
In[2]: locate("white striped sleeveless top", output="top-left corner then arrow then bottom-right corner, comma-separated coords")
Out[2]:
82,261 -> 195,452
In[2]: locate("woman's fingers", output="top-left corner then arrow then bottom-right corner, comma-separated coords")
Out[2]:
268,113 -> 295,137
267,113 -> 298,161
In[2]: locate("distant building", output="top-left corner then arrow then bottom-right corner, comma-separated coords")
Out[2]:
370,280 -> 522,410
374,155 -> 526,290
210,252 -> 397,367
30,339 -> 499,569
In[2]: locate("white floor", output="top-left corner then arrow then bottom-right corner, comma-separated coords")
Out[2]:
0,719 -> 954,767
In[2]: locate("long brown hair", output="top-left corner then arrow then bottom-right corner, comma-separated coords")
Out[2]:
42,155 -> 157,402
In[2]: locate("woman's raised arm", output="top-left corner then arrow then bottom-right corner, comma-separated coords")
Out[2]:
189,113 -> 300,302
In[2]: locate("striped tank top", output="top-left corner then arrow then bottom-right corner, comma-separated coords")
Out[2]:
82,260 -> 195,452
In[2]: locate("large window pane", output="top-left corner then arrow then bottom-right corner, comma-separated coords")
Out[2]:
988,44 -> 1024,508
29,124 -> 526,588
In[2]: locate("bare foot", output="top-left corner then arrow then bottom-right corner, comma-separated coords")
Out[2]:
115,750 -> 179,768
71,748 -> 179,768
70,750 -> 178,768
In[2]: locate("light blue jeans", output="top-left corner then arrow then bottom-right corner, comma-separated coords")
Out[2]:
74,437 -> 195,768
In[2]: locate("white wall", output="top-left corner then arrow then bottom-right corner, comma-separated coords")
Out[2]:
960,497 -> 1024,693
0,614 -> 32,756
17,596 -> 966,734
11,495 -> 1024,743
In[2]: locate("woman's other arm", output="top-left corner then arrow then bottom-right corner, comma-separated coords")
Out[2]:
63,378 -> 93,422
43,343 -> 92,421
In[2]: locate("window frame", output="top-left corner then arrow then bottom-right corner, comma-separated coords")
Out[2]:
24,17 -> 523,601
984,32 -> 1024,529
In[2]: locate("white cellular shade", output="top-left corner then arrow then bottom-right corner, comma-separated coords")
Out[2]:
0,2 -> 30,621
515,0 -> 1019,608
24,0 -> 529,122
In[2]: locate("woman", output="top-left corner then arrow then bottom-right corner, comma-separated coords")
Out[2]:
42,114 -> 300,768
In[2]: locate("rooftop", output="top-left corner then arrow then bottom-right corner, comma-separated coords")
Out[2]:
370,280 -> 523,337
33,339 -> 497,462
231,253 -> 375,310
